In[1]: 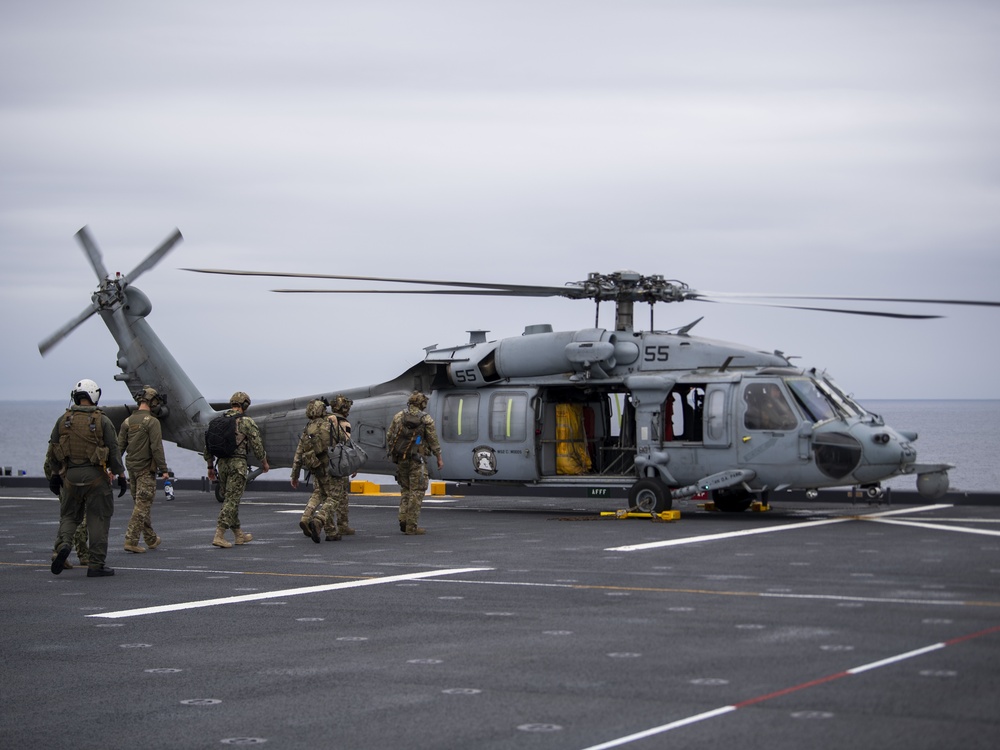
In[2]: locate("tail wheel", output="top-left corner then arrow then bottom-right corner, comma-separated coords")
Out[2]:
629,478 -> 672,513
214,481 -> 224,503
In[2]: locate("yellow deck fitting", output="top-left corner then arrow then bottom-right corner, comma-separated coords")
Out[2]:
350,480 -> 384,495
429,481 -> 446,496
599,509 -> 681,522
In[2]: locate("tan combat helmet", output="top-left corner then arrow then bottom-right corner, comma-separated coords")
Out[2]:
135,385 -> 161,408
305,399 -> 328,419
331,394 -> 353,417
407,391 -> 429,409
230,391 -> 251,410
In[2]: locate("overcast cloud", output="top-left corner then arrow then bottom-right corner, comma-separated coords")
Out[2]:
2,0 -> 999,405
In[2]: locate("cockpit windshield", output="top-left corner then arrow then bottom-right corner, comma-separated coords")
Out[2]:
785,377 -> 843,424
820,375 -> 868,418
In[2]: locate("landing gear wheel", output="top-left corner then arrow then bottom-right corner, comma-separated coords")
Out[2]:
214,481 -> 224,503
629,478 -> 672,514
712,487 -> 752,513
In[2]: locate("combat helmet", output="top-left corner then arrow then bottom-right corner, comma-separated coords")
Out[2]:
135,385 -> 161,409
305,399 -> 328,419
407,390 -> 429,409
330,394 -> 353,417
230,391 -> 251,410
71,378 -> 101,405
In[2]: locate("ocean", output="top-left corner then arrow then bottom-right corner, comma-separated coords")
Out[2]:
2,400 -> 998,493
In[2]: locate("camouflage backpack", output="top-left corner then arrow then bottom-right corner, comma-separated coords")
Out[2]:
388,410 -> 426,463
300,418 -> 331,470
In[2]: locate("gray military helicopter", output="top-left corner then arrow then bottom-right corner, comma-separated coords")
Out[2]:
39,227 -> 1000,512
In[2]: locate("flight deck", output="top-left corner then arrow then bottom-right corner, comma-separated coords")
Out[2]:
2,484 -> 998,749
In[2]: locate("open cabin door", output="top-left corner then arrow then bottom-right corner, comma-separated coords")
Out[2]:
538,387 -> 635,478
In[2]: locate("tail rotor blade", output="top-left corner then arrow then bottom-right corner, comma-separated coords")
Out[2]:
126,228 -> 183,282
75,226 -> 110,283
38,305 -> 98,356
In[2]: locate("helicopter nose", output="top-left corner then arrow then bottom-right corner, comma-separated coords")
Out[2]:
851,427 -> 915,483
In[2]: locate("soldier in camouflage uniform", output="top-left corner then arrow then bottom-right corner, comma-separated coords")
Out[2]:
118,386 -> 170,553
44,443 -> 89,569
204,391 -> 270,548
291,399 -> 346,542
328,395 -> 357,535
387,391 -> 443,535
47,378 -> 125,577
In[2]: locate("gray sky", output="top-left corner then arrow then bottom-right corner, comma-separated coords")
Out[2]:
2,0 -> 999,404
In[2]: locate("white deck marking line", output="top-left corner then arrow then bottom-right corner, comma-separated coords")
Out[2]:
866,517 -> 1000,537
87,567 -> 492,619
605,504 -> 953,552
579,624 -> 1000,750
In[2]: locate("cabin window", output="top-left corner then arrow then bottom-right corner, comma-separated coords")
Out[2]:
706,389 -> 726,441
441,394 -> 479,441
743,383 -> 798,431
489,392 -> 528,441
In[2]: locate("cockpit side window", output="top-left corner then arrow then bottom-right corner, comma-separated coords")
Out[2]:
743,382 -> 798,431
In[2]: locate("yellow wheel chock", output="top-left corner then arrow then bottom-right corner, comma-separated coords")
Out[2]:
600,509 -> 681,522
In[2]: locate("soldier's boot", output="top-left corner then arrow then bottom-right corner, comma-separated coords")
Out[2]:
212,526 -> 233,549
299,517 -> 313,537
309,518 -> 322,544
51,544 -> 71,575
145,535 -> 162,549
123,540 -> 146,554
87,566 -> 115,577
399,520 -> 407,533
233,528 -> 253,545
404,523 -> 426,536
300,497 -> 320,536
338,511 -> 355,536
325,524 -> 342,541
51,549 -> 73,571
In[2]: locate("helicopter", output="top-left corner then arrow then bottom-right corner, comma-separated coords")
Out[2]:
39,226 -> 1000,513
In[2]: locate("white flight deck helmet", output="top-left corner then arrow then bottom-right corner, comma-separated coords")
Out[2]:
71,378 -> 102,405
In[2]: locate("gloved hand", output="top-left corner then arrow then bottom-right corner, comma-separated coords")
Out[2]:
117,475 -> 128,498
48,475 -> 63,496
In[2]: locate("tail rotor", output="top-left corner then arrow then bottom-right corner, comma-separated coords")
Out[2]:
37,226 -> 183,356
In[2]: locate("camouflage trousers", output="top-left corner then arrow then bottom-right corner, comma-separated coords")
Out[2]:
216,456 -> 248,530
125,472 -> 158,545
56,468 -> 114,568
301,472 -> 348,536
396,458 -> 429,528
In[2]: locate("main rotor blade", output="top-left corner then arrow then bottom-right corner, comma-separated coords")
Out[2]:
184,268 -> 573,296
75,226 -> 110,283
692,298 -> 942,320
126,228 -> 183,282
271,288 -> 564,297
692,290 -> 1000,309
38,305 -> 98,356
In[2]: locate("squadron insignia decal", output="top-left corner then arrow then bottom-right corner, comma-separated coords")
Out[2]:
473,446 -> 498,476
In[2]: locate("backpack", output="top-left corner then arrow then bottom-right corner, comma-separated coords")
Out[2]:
53,408 -> 108,467
388,410 -> 426,463
205,414 -> 241,458
299,419 -> 330,470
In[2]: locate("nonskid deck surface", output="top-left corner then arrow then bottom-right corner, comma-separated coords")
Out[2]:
3,486 -> 999,750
